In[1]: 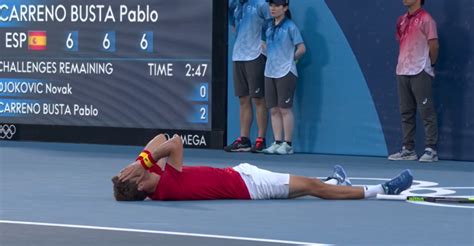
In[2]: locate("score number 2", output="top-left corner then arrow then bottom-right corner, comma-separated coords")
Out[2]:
200,106 -> 207,120
190,105 -> 208,123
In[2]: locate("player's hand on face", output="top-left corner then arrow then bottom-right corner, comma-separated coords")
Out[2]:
119,161 -> 137,174
119,161 -> 146,182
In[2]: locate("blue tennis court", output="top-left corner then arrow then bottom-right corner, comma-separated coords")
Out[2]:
1,141 -> 472,245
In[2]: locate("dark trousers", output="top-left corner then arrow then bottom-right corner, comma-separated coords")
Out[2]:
397,71 -> 438,150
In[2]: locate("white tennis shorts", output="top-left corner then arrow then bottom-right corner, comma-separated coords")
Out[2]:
233,163 -> 290,199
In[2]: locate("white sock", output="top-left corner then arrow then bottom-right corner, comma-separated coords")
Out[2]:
364,185 -> 384,198
324,178 -> 338,185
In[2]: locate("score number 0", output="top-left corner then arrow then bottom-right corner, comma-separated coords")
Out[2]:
199,84 -> 208,120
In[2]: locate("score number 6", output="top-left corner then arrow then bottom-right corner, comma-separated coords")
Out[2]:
66,33 -> 74,49
140,33 -> 148,50
65,31 -> 78,51
139,32 -> 153,52
103,33 -> 111,50
102,31 -> 115,52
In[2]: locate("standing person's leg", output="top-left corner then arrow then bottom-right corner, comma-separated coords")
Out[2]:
411,71 -> 438,162
248,55 -> 268,138
225,61 -> 252,152
253,98 -> 267,138
389,75 -> 418,160
280,108 -> 294,143
277,107 -> 294,154
275,73 -> 297,155
252,97 -> 268,153
239,96 -> 253,138
247,55 -> 268,153
263,77 -> 283,154
270,107 -> 284,141
398,75 -> 417,150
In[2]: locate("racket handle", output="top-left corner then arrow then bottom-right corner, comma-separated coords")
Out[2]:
376,194 -> 407,201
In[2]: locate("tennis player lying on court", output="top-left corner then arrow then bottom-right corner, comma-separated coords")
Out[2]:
113,134 -> 413,201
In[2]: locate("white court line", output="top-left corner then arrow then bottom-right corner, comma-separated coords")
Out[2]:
0,220 -> 330,246
406,201 -> 474,209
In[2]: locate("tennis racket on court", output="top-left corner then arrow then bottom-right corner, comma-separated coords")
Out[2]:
376,194 -> 474,204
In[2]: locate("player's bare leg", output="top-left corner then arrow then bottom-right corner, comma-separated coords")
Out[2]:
288,176 -> 364,199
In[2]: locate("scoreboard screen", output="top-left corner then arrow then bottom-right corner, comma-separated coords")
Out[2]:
0,0 -> 227,148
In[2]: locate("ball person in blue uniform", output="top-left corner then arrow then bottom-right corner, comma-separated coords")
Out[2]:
225,0 -> 272,153
262,0 -> 306,155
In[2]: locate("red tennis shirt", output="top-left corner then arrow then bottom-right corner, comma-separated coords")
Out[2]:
148,164 -> 251,200
396,8 -> 438,77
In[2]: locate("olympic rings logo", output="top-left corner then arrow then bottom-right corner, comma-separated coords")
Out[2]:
0,124 -> 16,139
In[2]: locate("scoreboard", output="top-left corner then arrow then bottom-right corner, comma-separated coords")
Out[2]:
0,1 -> 227,148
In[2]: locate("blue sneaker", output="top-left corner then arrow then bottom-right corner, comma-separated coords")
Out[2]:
331,165 -> 352,186
382,170 -> 413,195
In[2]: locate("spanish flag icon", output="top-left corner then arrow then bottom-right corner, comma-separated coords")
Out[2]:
28,31 -> 47,51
